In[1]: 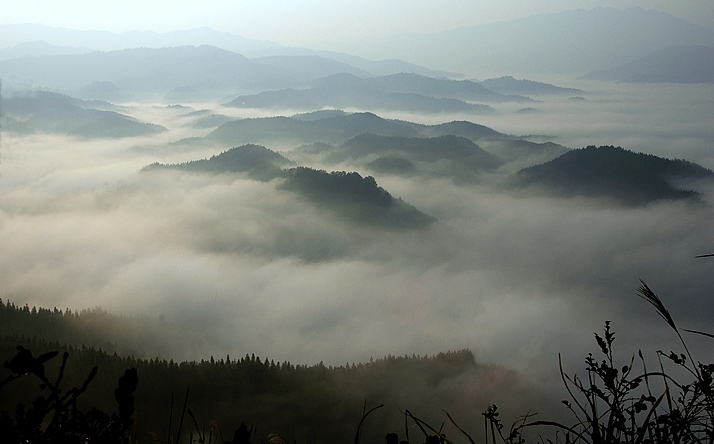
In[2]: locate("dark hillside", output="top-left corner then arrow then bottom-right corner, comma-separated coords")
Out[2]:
281,167 -> 436,228
144,144 -> 292,180
515,145 -> 714,205
0,300 -> 532,444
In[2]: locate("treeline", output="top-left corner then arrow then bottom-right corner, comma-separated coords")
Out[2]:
0,299 -> 496,443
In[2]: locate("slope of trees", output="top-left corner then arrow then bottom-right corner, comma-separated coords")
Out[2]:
515,145 -> 714,205
1,299 -> 498,443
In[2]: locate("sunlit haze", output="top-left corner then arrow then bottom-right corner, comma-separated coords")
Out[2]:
3,0 -> 713,46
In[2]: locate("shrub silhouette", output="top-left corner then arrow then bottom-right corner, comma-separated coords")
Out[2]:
0,346 -> 137,443
477,281 -> 714,443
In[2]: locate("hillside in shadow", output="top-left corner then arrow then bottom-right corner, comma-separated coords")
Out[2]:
515,145 -> 714,205
0,299 -> 547,444
143,145 -> 435,230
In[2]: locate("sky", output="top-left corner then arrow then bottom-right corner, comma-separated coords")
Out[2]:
2,0 -> 713,48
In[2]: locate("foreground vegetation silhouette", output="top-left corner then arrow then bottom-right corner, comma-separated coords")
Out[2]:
477,281 -> 713,444
0,346 -> 137,443
1,281 -> 711,443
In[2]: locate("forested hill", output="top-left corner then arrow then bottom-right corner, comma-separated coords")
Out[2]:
143,145 -> 436,230
0,299 -> 534,444
143,144 -> 293,180
515,145 -> 714,205
280,167 -> 436,228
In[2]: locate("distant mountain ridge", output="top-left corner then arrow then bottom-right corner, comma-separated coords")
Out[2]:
333,133 -> 504,182
206,111 -> 568,174
581,45 -> 714,83
480,76 -> 583,95
224,72 -> 519,114
340,7 -> 714,75
0,24 -> 456,80
0,45 -> 301,99
0,24 -> 282,54
515,145 -> 714,205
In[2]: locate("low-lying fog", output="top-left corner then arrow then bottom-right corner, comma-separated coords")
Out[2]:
2,80 -> 713,393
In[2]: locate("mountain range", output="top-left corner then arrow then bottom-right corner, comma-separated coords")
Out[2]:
3,8 -> 713,78
582,45 -> 714,83
224,72 -> 522,114
339,7 -> 714,75
0,45 -> 549,106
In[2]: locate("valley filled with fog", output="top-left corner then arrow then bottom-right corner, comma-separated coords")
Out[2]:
3,79 -> 713,381
1,6 -> 714,441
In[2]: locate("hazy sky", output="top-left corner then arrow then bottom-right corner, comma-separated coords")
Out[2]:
3,0 -> 713,47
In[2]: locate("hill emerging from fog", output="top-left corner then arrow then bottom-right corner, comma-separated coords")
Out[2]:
209,111 -> 508,146
581,45 -> 714,83
515,145 -> 714,205
480,76 -> 584,95
207,111 -> 569,173
208,112 -> 420,147
144,145 -> 435,230
223,73 -> 512,114
301,133 -> 505,182
1,90 -> 166,137
280,168 -> 436,229
144,144 -> 294,181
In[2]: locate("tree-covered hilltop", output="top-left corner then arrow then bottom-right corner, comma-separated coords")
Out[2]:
280,167 -> 436,228
514,145 -> 714,205
143,144 -> 293,181
0,299 -> 532,444
142,146 -> 436,230
0,300 -> 215,361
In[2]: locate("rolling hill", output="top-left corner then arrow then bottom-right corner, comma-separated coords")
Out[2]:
208,112 -> 420,147
1,90 -> 166,137
144,144 -> 293,181
224,72 -> 509,114
480,76 -> 584,95
280,167 -> 436,229
331,133 -> 504,181
143,144 -> 435,229
515,145 -> 714,205
208,111 -> 567,171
